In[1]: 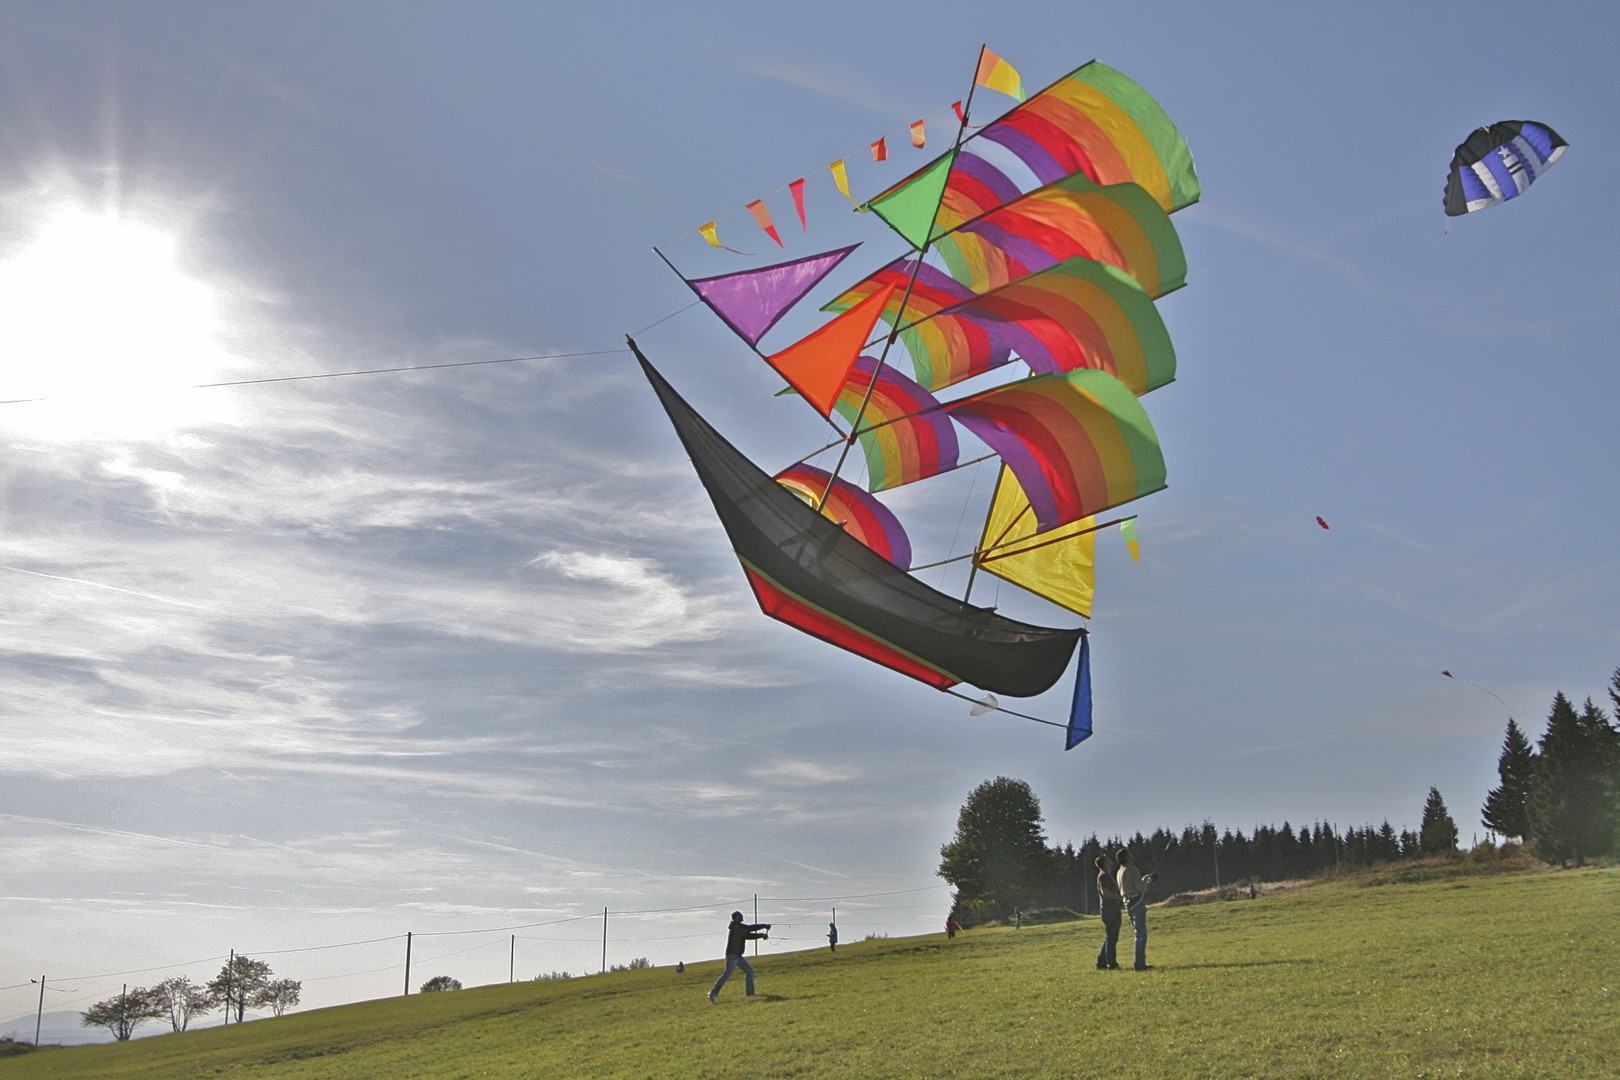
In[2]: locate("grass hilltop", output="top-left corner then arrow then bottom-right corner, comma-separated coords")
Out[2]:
2,863 -> 1614,1079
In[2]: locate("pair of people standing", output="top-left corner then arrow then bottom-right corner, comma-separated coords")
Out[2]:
1095,848 -> 1153,971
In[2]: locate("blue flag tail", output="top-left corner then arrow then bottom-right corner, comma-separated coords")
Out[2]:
1065,633 -> 1092,750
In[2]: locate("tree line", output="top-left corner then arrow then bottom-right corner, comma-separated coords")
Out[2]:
80,954 -> 300,1041
940,665 -> 1620,925
1479,668 -> 1620,865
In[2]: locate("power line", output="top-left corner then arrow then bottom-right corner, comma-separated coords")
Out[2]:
0,348 -> 629,406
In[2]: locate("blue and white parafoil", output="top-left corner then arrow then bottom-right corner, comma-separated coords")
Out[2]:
1444,121 -> 1566,216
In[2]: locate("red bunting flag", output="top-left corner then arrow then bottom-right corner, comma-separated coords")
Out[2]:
951,100 -> 965,124
910,120 -> 926,148
789,178 -> 808,231
746,199 -> 783,247
1316,516 -> 1330,530
870,137 -> 888,162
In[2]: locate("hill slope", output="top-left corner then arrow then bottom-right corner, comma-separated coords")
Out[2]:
2,866 -> 1614,1079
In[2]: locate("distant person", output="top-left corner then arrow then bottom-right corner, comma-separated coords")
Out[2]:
676,961 -> 685,973
1116,848 -> 1155,971
1094,852 -> 1123,970
1249,884 -> 1258,900
827,922 -> 838,953
708,911 -> 770,1002
945,917 -> 960,939
1014,907 -> 1022,930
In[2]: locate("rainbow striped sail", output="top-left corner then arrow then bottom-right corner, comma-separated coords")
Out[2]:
639,50 -> 1197,748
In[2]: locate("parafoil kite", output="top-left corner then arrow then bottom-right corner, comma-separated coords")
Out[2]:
1444,121 -> 1566,216
631,52 -> 1197,750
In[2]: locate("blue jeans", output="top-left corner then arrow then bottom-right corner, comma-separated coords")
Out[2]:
1125,896 -> 1148,968
710,953 -> 755,998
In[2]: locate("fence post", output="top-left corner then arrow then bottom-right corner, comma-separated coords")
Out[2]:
403,932 -> 412,996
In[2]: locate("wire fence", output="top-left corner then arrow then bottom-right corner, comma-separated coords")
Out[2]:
1,883 -> 953,1041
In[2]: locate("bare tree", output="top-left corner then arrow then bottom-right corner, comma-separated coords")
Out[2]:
150,976 -> 211,1033
81,986 -> 164,1041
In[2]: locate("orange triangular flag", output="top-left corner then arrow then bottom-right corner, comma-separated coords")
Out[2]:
746,200 -> 783,246
910,120 -> 926,148
870,137 -> 888,162
765,281 -> 898,417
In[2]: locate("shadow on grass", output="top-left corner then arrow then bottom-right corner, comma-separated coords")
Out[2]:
1165,958 -> 1318,971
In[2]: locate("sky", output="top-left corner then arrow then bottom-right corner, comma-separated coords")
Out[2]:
2,0 -> 1617,1034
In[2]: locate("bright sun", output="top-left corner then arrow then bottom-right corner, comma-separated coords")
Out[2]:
0,206 -> 242,440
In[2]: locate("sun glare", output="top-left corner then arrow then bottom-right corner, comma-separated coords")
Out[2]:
0,206 -> 242,440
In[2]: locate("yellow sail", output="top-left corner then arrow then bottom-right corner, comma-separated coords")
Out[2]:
975,465 -> 1096,617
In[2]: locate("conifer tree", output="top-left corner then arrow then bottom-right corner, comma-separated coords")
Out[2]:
1419,787 -> 1459,853
1528,692 -> 1614,865
1481,718 -> 1536,841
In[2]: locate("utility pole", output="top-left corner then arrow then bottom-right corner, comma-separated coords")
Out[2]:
403,933 -> 412,996
225,950 -> 234,1024
32,976 -> 44,1045
601,908 -> 608,974
753,895 -> 759,957
510,935 -> 515,983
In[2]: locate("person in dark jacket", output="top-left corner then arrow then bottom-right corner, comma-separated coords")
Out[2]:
709,911 -> 770,1001
1095,852 -> 1123,970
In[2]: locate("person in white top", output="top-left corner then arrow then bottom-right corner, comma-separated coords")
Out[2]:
1115,848 -> 1155,970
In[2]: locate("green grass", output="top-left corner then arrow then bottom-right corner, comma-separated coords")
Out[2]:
3,865 -> 1614,1079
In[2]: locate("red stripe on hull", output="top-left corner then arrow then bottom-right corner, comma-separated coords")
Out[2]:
741,565 -> 959,690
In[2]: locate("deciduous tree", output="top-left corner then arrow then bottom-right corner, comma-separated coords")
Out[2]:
938,777 -> 1056,923
80,986 -> 163,1041
151,976 -> 211,1032
419,975 -> 461,993
206,955 -> 274,1023
261,979 -> 302,1017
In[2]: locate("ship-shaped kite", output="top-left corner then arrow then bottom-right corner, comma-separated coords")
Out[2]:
631,50 -> 1197,748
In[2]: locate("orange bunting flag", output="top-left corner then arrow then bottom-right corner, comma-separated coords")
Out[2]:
829,159 -> 859,207
746,199 -> 783,247
789,178 -> 808,232
871,137 -> 888,162
974,47 -> 1026,102
951,100 -> 965,124
910,120 -> 926,148
699,222 -> 722,248
765,281 -> 898,417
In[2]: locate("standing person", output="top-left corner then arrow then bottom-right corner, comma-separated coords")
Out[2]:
945,917 -> 960,939
1094,852 -> 1123,970
1116,848 -> 1155,971
827,922 -> 838,953
709,911 -> 770,1002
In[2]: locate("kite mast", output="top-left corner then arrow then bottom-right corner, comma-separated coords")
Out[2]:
813,43 -> 990,513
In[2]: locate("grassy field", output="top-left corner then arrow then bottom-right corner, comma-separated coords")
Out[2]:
3,863 -> 1614,1079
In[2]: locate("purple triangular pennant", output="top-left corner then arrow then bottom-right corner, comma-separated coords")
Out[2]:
686,245 -> 860,346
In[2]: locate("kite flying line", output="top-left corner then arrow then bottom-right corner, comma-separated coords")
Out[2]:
1441,670 -> 1514,716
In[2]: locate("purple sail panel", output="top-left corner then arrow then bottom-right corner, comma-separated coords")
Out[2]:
687,245 -> 859,346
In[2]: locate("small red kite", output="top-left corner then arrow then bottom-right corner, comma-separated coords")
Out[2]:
1315,516 -> 1330,530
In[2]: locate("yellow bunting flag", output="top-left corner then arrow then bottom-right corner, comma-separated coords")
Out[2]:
910,120 -> 926,148
829,159 -> 859,207
974,47 -> 1026,102
699,222 -> 722,248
